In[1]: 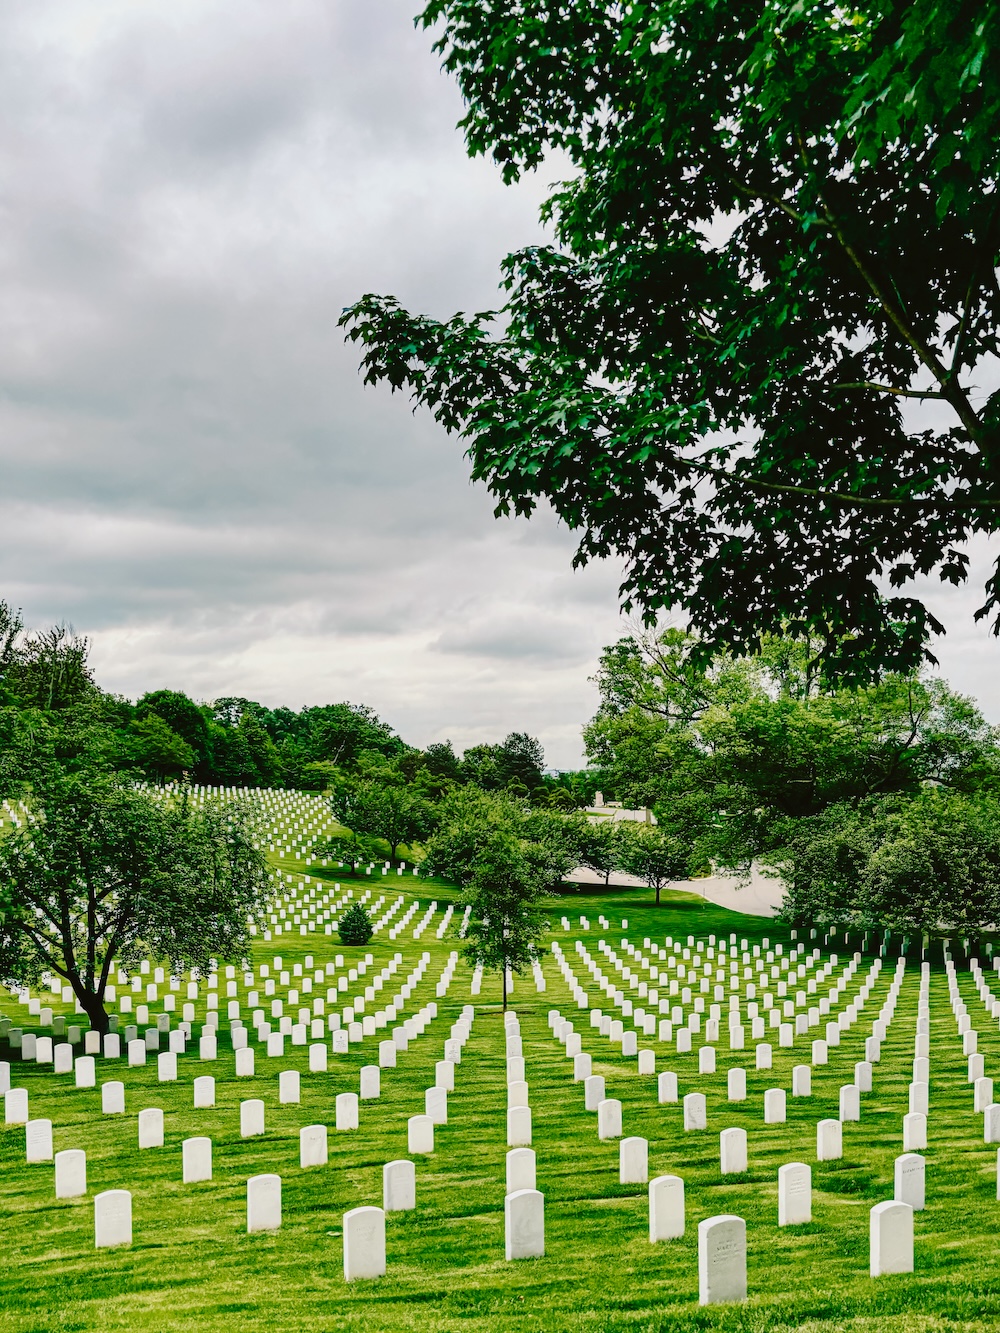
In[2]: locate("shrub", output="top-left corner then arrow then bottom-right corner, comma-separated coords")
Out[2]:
338,902 -> 373,947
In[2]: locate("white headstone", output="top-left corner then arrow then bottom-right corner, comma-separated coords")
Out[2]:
839,1084 -> 860,1122
94,1189 -> 132,1248
792,1065 -> 811,1097
903,1112 -> 927,1151
127,1039 -> 146,1067
508,1105 -> 532,1146
727,1068 -> 746,1102
343,1205 -> 386,1280
247,1173 -> 282,1232
649,1174 -> 685,1241
985,1103 -> 1000,1144
279,1070 -> 300,1104
309,1043 -> 328,1073
383,1159 -> 416,1211
183,1136 -> 212,1183
909,1081 -> 929,1116
698,1046 -> 716,1074
698,1214 -> 747,1304
102,1081 -> 124,1115
598,1098 -> 622,1140
657,1071 -> 678,1104
580,1074 -> 605,1112
408,1113 -> 434,1153
894,1152 -> 925,1211
817,1118 -> 843,1161
508,1080 -> 529,1109
426,1086 -> 447,1125
55,1147 -> 87,1198
236,1047 -> 255,1077
74,1056 -> 96,1089
26,1118 -> 53,1163
241,1098 -> 265,1138
505,1188 -> 544,1260
620,1135 -> 648,1184
300,1123 -> 328,1168
764,1089 -> 786,1124
869,1200 -> 913,1276
435,1059 -> 454,1091
194,1076 -> 215,1108
506,1147 -> 536,1194
683,1092 -> 707,1131
778,1162 -> 811,1225
138,1107 -> 164,1149
361,1066 -> 381,1100
337,1092 -> 360,1131
720,1127 -> 747,1175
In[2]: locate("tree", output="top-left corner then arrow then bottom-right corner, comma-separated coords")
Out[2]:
0,777 -> 269,1034
584,627 -> 1000,870
4,623 -> 95,711
121,714 -> 196,783
461,831 -> 549,1010
575,819 -> 622,886
343,1 -> 1000,680
338,902 -> 373,947
328,776 -> 434,859
773,791 -> 1000,935
617,823 -> 691,905
137,690 -> 212,770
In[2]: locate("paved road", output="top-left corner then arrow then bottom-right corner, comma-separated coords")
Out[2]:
565,865 -> 785,918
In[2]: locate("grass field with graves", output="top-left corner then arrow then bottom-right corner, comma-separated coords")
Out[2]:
2,788 -> 1000,1331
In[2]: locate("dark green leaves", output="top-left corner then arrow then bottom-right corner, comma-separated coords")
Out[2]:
344,1 -> 1000,678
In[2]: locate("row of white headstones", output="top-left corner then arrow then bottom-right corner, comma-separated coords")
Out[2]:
9,1000 -> 487,1275
3,941 -> 467,1088
1,944 -> 474,1212
504,1006 -> 917,1302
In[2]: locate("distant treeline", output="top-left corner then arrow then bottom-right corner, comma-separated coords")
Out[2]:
0,601 -> 596,805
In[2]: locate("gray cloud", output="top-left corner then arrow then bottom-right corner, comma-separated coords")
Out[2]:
0,0 -> 994,772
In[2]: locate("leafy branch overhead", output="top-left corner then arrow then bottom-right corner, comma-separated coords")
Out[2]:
342,0 -> 1000,679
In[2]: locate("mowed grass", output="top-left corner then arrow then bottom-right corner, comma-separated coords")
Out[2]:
1,866 -> 999,1332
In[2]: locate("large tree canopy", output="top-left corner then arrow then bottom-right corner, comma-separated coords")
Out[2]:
584,627 -> 1000,868
343,0 -> 1000,678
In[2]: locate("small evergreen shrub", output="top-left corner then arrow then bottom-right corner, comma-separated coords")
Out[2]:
338,902 -> 373,946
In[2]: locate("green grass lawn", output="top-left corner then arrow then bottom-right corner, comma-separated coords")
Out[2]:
1,860 -> 998,1332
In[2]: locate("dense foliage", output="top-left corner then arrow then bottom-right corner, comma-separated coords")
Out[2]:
343,0 -> 1000,679
0,776 -> 269,1032
774,791 -> 1000,934
338,902 -> 374,947
585,626 -> 1000,874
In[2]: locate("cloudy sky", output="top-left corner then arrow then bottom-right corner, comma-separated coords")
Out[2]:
0,1 -> 996,767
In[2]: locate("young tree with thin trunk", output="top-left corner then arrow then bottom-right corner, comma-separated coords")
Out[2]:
0,775 -> 269,1034
617,822 -> 691,906
461,831 -> 549,1011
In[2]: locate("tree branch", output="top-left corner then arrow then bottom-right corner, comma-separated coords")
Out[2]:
677,454 -> 995,511
831,381 -> 948,401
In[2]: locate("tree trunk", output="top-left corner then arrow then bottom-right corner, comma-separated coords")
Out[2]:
74,983 -> 110,1036
502,964 -> 508,1012
655,882 -> 661,905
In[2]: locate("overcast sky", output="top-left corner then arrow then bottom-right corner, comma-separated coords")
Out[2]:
0,0 -> 996,767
